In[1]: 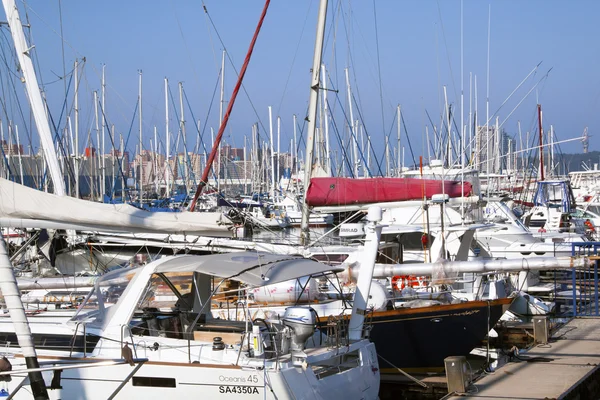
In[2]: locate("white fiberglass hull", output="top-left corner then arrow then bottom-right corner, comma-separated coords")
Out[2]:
5,342 -> 379,400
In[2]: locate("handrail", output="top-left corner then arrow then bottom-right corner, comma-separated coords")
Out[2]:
1,358 -> 148,376
6,358 -> 148,400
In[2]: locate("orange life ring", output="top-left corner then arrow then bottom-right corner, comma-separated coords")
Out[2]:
392,275 -> 420,291
585,219 -> 595,232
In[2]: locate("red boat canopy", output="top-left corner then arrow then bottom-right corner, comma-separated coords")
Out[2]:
305,177 -> 472,207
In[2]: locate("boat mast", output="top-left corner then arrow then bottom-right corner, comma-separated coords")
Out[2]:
345,68 -> 359,178
217,50 -> 225,194
537,104 -> 544,181
321,64 -> 331,174
94,90 -> 100,200
2,0 -> 66,196
300,0 -> 328,245
165,77 -> 170,197
269,106 -> 275,200
397,105 -> 401,175
75,59 -> 80,197
178,82 -> 188,191
138,70 -> 144,206
189,0 -> 271,211
277,115 -> 281,190
293,115 -> 299,193
0,234 -> 49,398
101,65 -> 106,198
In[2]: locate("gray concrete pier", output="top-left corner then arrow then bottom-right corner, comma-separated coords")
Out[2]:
445,317 -> 600,400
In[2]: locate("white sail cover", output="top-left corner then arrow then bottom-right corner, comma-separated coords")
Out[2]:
0,179 -> 232,236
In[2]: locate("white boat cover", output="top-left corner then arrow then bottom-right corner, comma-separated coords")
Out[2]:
152,252 -> 343,287
0,178 -> 231,236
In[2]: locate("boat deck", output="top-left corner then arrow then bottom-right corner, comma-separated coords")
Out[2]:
445,317 -> 600,400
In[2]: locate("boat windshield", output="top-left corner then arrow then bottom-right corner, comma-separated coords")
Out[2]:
70,266 -> 139,323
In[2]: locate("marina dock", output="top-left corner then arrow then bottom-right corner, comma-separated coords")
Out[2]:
445,317 -> 600,400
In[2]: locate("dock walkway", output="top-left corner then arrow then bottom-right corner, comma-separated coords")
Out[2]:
445,317 -> 600,400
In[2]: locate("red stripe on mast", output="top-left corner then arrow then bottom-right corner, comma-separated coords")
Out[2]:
189,0 -> 271,211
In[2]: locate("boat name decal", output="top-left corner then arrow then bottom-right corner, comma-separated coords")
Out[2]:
219,386 -> 261,394
219,375 -> 259,384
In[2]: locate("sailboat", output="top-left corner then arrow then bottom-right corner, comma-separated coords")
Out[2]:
0,250 -> 381,399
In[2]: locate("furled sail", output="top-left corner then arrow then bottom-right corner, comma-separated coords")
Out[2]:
0,178 -> 232,236
305,177 -> 472,207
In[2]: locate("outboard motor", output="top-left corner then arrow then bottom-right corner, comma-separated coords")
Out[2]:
282,306 -> 316,367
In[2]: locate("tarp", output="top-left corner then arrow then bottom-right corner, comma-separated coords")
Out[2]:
0,178 -> 232,236
305,177 -> 472,207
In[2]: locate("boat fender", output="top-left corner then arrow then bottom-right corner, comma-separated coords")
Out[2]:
421,233 -> 429,249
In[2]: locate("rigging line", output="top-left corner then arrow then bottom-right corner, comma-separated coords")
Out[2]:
22,1 -> 47,96
58,0 -> 68,113
275,1 -> 314,117
327,96 -> 358,177
372,0 -> 385,135
400,110 -> 417,168
424,109 -> 441,160
190,0 -> 272,211
349,91 -> 382,176
479,63 -> 545,129
0,46 -> 48,175
199,0 -> 221,72
200,2 -> 269,140
167,84 -> 203,194
494,70 -> 552,132
182,80 -> 221,185
46,110 -> 75,186
20,1 -> 81,57
170,1 -> 202,92
435,1 -> 459,107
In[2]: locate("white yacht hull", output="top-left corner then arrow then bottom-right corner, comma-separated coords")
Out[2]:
5,342 -> 379,400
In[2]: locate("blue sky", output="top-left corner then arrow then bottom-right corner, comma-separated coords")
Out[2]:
1,0 -> 598,168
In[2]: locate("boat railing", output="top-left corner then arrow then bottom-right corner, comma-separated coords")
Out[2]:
6,357 -> 148,399
570,242 -> 600,316
69,321 -> 87,357
120,324 -> 139,359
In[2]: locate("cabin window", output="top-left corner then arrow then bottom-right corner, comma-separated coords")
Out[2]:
398,232 -> 433,251
130,272 -> 195,339
132,376 -> 176,388
310,254 -> 349,265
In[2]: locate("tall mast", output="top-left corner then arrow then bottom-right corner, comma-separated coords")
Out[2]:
269,106 -> 275,199
293,114 -> 299,192
178,82 -> 188,190
277,115 -> 281,190
74,59 -> 80,198
94,90 -> 100,200
120,133 -> 125,200
397,104 -> 401,174
154,126 -> 159,194
321,64 -> 331,174
300,0 -> 328,244
2,0 -> 65,197
243,135 -> 248,194
345,68 -> 359,178
101,64 -> 106,198
217,50 -> 225,194
165,77 -> 170,197
537,104 -> 544,181
486,5 -> 491,180
138,70 -> 143,206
